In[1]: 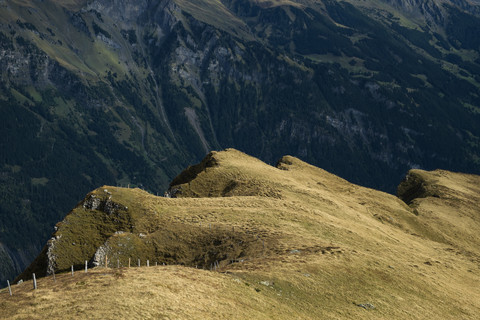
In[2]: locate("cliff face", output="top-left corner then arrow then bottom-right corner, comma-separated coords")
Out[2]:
2,0 -> 480,284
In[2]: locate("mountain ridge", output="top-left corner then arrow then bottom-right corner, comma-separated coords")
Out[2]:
2,0 -> 480,288
4,148 -> 480,319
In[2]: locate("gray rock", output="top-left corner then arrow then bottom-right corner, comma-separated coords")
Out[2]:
93,244 -> 110,267
356,302 -> 375,310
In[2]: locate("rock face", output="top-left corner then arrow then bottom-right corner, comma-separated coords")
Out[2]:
2,0 -> 480,285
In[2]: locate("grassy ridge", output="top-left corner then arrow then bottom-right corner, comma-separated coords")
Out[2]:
4,149 -> 480,319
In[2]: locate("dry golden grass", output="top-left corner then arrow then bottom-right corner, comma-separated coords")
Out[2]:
2,149 -> 480,319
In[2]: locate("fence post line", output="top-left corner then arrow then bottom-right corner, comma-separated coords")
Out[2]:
7,280 -> 12,296
33,273 -> 37,290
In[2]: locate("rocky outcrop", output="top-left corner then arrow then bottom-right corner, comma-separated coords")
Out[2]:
82,192 -> 128,214
15,188 -> 132,281
92,244 -> 110,267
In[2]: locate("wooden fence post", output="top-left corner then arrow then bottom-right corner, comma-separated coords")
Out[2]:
33,273 -> 37,290
128,258 -> 131,268
7,280 -> 12,296
105,255 -> 108,268
85,260 -> 88,273
117,259 -> 120,268
147,260 -> 149,267
138,259 -> 140,267
71,265 -> 74,276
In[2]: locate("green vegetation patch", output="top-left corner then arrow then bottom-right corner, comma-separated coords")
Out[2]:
31,177 -> 49,186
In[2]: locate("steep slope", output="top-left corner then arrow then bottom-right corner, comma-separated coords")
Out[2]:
398,169 -> 480,255
4,149 -> 480,319
2,0 -> 480,286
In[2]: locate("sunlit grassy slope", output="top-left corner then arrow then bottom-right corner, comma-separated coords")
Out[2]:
2,149 -> 480,319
